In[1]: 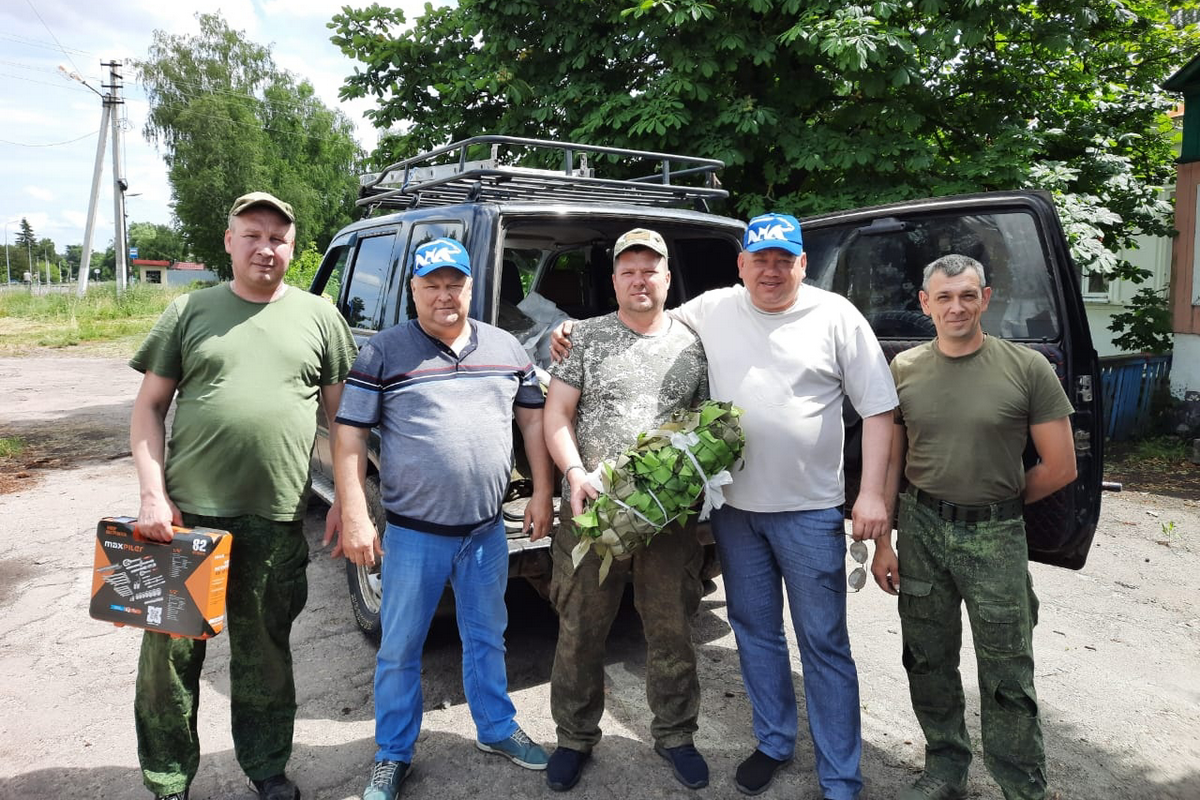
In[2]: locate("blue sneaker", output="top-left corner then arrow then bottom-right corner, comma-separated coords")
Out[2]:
362,760 -> 410,800
476,726 -> 550,770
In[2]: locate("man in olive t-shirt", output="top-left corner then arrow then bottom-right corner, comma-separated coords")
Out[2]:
128,192 -> 357,800
872,254 -> 1076,800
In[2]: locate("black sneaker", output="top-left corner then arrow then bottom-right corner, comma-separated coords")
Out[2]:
155,792 -> 187,800
735,749 -> 792,795
249,773 -> 300,800
655,743 -> 709,790
546,747 -> 590,792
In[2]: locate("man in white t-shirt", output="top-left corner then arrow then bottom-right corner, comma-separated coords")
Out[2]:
554,212 -> 897,800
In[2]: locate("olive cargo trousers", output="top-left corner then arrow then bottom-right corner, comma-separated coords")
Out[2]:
896,492 -> 1047,800
134,514 -> 308,796
548,521 -> 703,752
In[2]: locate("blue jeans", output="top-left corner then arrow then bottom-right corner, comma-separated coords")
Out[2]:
712,505 -> 862,800
374,519 -> 517,763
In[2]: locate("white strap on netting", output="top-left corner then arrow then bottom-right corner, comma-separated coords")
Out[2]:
668,431 -> 733,520
585,461 -> 676,530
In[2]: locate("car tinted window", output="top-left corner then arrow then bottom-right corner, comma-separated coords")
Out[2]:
804,210 -> 1060,340
342,232 -> 396,331
314,238 -> 350,301
397,220 -> 467,323
673,237 -> 739,297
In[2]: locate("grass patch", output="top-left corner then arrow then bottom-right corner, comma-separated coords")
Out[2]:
1127,435 -> 1189,463
0,285 -> 184,354
0,436 -> 25,458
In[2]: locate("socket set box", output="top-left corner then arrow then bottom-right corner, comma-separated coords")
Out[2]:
89,516 -> 232,639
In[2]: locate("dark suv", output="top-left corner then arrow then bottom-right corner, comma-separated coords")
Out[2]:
307,136 -> 1103,641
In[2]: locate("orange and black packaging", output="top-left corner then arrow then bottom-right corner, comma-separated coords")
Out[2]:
90,516 -> 232,639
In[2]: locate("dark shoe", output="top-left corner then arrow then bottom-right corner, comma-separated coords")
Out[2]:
546,747 -> 590,792
735,749 -> 792,795
655,743 -> 709,790
155,793 -> 187,800
249,773 -> 300,800
898,773 -> 967,800
362,760 -> 411,800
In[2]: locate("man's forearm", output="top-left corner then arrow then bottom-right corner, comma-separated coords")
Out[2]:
517,410 -> 555,494
130,404 -> 169,503
543,409 -> 583,474
333,426 -> 371,516
858,411 -> 894,497
882,422 -> 907,517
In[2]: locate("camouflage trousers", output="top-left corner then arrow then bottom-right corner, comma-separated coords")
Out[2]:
548,520 -> 703,751
135,513 -> 309,796
896,491 -> 1047,800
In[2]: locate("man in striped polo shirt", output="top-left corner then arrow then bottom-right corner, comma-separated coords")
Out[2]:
332,237 -> 555,800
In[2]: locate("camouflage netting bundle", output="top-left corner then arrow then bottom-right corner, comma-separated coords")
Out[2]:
571,400 -> 745,583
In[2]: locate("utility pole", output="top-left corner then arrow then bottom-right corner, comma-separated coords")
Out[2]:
70,62 -> 118,297
106,61 -> 129,294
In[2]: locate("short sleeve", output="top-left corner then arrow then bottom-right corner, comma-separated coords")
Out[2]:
129,295 -> 185,379
335,338 -> 385,427
1027,355 -> 1075,425
513,337 -> 545,408
548,320 -> 586,390
319,305 -> 358,386
837,302 -> 898,418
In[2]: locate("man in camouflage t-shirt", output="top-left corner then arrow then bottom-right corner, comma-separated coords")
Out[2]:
543,228 -> 710,792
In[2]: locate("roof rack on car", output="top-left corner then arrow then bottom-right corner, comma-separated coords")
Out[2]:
357,135 -> 727,213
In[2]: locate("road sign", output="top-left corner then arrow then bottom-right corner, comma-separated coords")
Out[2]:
129,247 -> 139,259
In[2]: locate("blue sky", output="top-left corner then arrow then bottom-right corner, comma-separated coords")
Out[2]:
0,0 -> 437,255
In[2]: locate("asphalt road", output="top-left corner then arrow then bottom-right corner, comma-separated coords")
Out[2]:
0,356 -> 1197,800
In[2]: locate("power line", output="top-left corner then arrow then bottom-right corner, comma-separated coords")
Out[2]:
0,69 -> 96,93
24,0 -> 86,78
0,31 -> 95,58
0,130 -> 99,147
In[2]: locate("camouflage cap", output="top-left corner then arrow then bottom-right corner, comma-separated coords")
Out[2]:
613,228 -> 669,262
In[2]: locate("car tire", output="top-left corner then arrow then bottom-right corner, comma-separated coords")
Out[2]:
346,474 -> 385,644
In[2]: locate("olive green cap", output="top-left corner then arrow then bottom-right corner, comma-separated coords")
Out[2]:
228,191 -> 295,222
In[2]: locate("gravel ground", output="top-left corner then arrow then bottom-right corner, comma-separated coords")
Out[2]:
0,355 -> 1196,800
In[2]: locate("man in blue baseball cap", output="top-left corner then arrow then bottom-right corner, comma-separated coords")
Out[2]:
332,236 -> 556,800
672,213 -> 896,800
551,212 -> 896,800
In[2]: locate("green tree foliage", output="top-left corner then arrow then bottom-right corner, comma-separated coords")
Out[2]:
64,244 -> 82,280
34,237 -> 60,283
331,0 -> 1196,350
283,242 -> 323,290
137,12 -> 364,279
7,218 -> 36,279
128,222 -> 188,263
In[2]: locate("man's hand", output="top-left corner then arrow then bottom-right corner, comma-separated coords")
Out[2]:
136,494 -> 182,542
871,536 -> 900,595
322,495 -> 343,554
548,320 -> 575,363
525,489 -> 553,542
567,470 -> 599,518
850,490 -> 890,541
338,508 -> 383,566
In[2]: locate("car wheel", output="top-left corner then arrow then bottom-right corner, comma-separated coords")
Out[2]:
346,474 -> 385,644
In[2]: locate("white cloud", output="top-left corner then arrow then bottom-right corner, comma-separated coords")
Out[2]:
25,187 -> 55,202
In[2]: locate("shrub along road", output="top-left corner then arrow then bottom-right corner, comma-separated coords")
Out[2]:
0,355 -> 1196,799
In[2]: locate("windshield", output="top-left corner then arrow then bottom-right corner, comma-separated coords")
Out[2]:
804,209 -> 1060,340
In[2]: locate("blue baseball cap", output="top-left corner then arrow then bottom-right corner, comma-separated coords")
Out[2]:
743,213 -> 803,255
413,237 -> 471,277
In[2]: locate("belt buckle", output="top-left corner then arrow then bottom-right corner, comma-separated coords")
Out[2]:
936,499 -> 956,522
